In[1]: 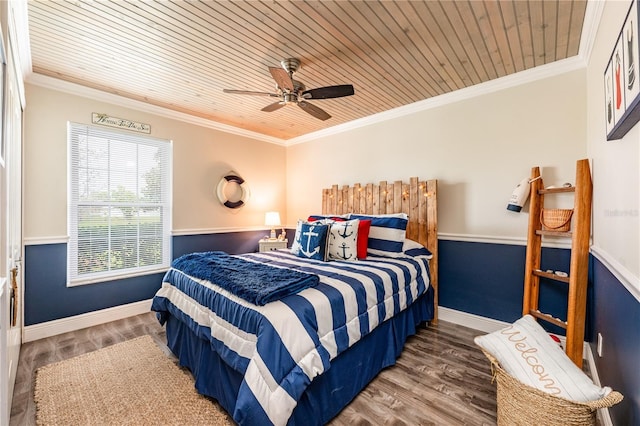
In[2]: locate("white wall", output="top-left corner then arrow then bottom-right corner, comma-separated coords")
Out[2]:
286,69 -> 587,241
23,84 -> 287,241
587,1 -> 640,297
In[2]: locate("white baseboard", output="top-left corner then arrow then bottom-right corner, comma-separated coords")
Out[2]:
438,306 -> 509,333
23,299 -> 153,342
440,307 -> 613,426
19,301 -> 617,424
584,343 -> 614,426
19,301 -> 616,425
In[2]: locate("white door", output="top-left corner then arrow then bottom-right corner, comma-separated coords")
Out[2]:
1,34 -> 23,425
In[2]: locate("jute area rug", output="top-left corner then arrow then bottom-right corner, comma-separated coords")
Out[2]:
35,335 -> 234,425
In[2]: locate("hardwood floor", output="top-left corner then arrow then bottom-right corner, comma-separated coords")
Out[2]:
9,313 -> 169,426
10,313 -> 498,425
328,321 -> 497,426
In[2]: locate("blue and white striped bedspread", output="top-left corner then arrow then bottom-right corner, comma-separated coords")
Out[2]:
151,250 -> 431,426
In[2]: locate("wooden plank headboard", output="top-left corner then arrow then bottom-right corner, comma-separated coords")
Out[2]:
321,177 -> 438,323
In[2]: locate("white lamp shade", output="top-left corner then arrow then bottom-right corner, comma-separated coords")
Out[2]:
264,211 -> 281,227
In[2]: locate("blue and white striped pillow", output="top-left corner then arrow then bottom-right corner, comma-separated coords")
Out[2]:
350,213 -> 408,257
402,238 -> 433,259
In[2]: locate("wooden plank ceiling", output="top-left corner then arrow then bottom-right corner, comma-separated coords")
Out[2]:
27,0 -> 587,140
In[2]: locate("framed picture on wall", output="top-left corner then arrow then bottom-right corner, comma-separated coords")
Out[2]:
613,37 -> 626,126
624,0 -> 640,108
605,60 -> 615,135
606,0 -> 640,140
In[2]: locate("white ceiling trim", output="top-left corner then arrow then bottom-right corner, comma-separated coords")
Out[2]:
10,0 -> 32,81
577,0 -> 605,67
19,0 -> 601,146
25,72 -> 287,146
287,55 -> 586,146
25,0 -> 600,148
289,0 -> 602,146
27,53 -> 586,148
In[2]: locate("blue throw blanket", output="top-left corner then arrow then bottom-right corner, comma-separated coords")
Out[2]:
170,251 -> 319,305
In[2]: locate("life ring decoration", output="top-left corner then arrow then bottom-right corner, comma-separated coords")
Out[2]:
216,172 -> 250,209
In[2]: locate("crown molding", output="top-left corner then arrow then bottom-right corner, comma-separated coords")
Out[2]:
23,0 -> 603,148
25,56 -> 586,148
578,0 -> 605,66
287,0 -> 602,146
286,55 -> 586,146
25,73 -> 286,146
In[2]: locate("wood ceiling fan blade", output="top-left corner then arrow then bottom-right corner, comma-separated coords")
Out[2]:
302,84 -> 354,100
269,67 -> 294,91
223,89 -> 279,97
298,101 -> 331,121
261,102 -> 285,112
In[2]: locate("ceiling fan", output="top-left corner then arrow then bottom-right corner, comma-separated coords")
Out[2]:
222,58 -> 354,121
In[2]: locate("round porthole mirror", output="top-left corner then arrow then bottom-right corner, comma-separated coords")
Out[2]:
216,172 -> 249,209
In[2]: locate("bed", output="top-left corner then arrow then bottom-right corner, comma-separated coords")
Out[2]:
151,177 -> 438,425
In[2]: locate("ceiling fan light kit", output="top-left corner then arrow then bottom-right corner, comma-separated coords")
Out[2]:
223,58 -> 354,121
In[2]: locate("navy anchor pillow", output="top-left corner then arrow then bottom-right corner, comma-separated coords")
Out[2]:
327,219 -> 359,261
294,222 -> 330,261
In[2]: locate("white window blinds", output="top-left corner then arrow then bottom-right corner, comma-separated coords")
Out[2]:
68,123 -> 172,285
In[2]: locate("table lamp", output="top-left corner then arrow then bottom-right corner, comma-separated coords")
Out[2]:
264,211 -> 281,240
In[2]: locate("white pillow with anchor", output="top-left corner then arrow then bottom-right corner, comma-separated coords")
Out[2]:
327,219 -> 360,262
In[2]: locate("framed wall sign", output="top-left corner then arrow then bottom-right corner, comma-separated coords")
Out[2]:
606,0 -> 640,140
91,112 -> 151,134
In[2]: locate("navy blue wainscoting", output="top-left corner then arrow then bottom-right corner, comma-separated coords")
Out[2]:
24,230 -> 292,326
438,240 -> 581,335
591,257 -> 640,426
173,230 -> 270,258
24,243 -> 164,326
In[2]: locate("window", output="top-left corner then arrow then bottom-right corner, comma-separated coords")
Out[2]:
68,123 -> 172,286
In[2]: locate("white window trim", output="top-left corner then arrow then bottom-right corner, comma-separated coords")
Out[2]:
67,122 -> 172,286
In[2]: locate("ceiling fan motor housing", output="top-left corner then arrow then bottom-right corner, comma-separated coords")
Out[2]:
281,58 -> 301,74
281,80 -> 305,104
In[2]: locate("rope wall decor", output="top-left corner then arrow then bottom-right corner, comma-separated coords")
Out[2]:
216,172 -> 250,209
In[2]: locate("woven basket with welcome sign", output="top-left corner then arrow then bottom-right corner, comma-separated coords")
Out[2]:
481,349 -> 623,426
541,208 -> 573,232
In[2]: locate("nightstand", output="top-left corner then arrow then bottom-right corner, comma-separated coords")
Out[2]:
259,239 -> 288,252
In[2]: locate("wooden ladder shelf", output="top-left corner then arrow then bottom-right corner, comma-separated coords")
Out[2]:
523,159 -> 593,368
